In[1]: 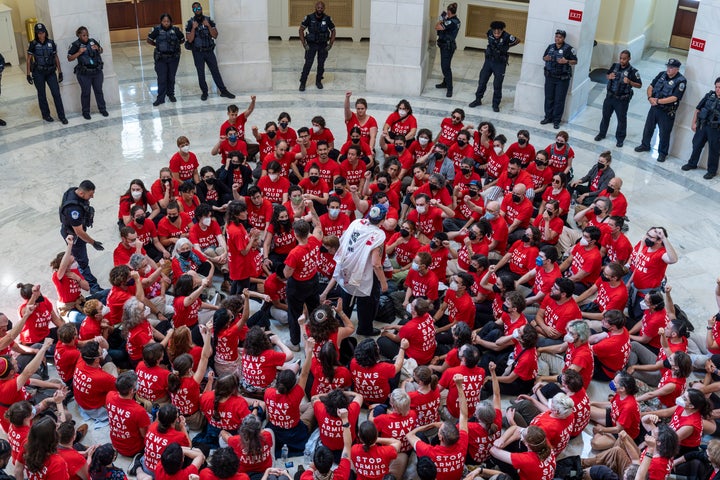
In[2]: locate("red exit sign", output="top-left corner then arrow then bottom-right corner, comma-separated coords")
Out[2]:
690,37 -> 706,51
569,9 -> 583,21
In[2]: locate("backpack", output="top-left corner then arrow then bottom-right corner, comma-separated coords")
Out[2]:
554,455 -> 583,480
375,294 -> 397,324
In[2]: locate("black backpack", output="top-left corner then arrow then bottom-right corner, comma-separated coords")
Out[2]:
554,455 -> 583,480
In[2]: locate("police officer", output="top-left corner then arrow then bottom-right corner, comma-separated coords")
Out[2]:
681,77 -> 720,180
148,13 -> 185,106
594,50 -> 642,148
0,52 -> 5,126
634,58 -> 687,163
68,26 -> 107,120
26,23 -> 67,124
59,180 -> 104,293
541,29 -> 577,129
185,2 -> 235,101
469,20 -> 520,111
434,2 -> 461,98
299,1 -> 336,91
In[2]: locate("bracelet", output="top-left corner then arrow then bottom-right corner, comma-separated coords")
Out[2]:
708,327 -> 713,331
479,467 -> 484,474
342,422 -> 351,428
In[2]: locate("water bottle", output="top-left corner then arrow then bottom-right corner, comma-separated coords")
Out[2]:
280,444 -> 289,468
304,445 -> 312,467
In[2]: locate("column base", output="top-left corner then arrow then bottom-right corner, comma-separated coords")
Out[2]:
514,76 -> 591,123
671,124 -> 708,168
366,62 -> 426,96
60,74 -> 121,115
217,60 -> 273,92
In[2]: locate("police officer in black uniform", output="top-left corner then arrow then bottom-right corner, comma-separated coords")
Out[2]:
148,13 -> 185,106
634,58 -> 687,163
541,29 -> 577,129
469,20 -> 520,111
434,2 -> 461,98
594,50 -> 642,148
68,26 -> 107,120
26,23 -> 67,124
59,180 -> 104,294
0,53 -> 5,126
682,77 -> 720,180
299,1 -> 336,91
185,2 -> 234,101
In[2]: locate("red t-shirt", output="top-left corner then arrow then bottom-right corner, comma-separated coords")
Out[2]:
417,245 -> 450,280
404,268 -> 439,301
500,194 -> 533,229
511,450 -> 556,480
19,298 -> 55,344
257,175 -> 291,204
570,389 -> 591,437
155,464 -> 199,480
565,343 -> 594,389
143,421 -> 190,472
408,388 -> 441,427
54,341 -> 81,383
299,177 -> 330,198
200,392 -> 250,431
534,264 -> 562,297
570,243 -> 602,286
640,309 -> 670,350
310,363 -> 352,397
467,409 -> 502,463
399,314 -> 437,365
544,144 -> 574,174
127,321 -> 154,361
338,160 -> 366,187
266,223 -> 297,255
387,234 -> 421,267
542,188 -> 572,214
525,163 -> 554,190
73,360 -> 117,410
172,295 -> 202,329
229,430 -> 274,473
0,374 -> 29,432
594,279 -> 629,313
384,112 -> 417,138
603,233 -> 633,265
216,323 -> 245,362
506,240 -> 539,276
315,401 -> 361,450
169,152 -> 199,181
629,243 -> 668,290
113,242 -> 147,267
488,216 -> 509,254
350,360 -> 397,404
106,390 -> 152,456
506,142 -> 537,167
25,454 -> 69,480
136,362 -> 170,402
244,197 -> 273,230
439,365 -> 485,419
262,151 -> 295,177
8,423 -> 29,463
52,269 -> 84,303
299,459 -> 351,480
610,393 -> 641,439
592,329 -> 631,378
657,369 -> 686,407
443,290 -> 476,329
170,376 -> 202,416
226,222 -> 254,282
669,407 -> 702,447
414,430 -> 468,480
285,236 -> 321,281
512,344 -> 538,381
531,410 -> 574,455
189,220 -> 222,249
241,349 -> 287,388
407,206 -> 444,239
374,410 -> 417,452
456,237 -> 489,271
264,384 -> 305,429
351,444 -> 398,480
533,215 -> 564,245
306,158 -> 340,185
157,212 -> 192,240
539,297 -> 582,336
346,113 -> 378,141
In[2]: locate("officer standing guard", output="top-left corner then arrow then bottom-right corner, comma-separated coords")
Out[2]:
634,59 -> 687,163
59,180 -> 104,294
594,50 -> 642,148
681,77 -> 720,179
26,23 -> 67,124
434,2 -> 461,98
299,1 -> 336,91
541,29 -> 577,129
148,13 -> 185,106
67,26 -> 107,120
469,20 -> 520,112
185,2 -> 235,101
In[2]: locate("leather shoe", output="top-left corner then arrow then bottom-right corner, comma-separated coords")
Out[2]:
168,95 -> 176,102
446,90 -> 453,98
0,118 -> 5,126
316,81 -> 323,89
553,123 -> 560,129
435,82 -> 447,88
220,90 -> 235,99
153,99 -> 164,106
657,154 -> 666,162
634,145 -> 650,152
60,117 -> 68,125
82,113 -> 91,120
43,116 -> 54,122
200,92 -> 208,101
468,100 -> 481,108
358,328 -> 381,337
540,118 -> 552,125
299,83 -> 306,92
704,172 -> 716,180
492,106 -> 500,112
681,163 -> 697,171
594,134 -> 605,141
616,141 -> 624,148
100,110 -> 109,117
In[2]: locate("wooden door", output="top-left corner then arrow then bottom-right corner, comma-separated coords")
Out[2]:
136,0 -> 182,30
670,0 -> 699,50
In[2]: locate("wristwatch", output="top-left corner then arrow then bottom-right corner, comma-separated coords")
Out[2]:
342,422 -> 351,428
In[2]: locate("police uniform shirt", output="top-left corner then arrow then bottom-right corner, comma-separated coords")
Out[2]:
485,30 -> 519,61
61,189 -> 88,230
185,16 -> 215,48
650,71 -> 687,102
543,41 -> 578,76
606,62 -> 641,96
438,16 -> 461,42
695,91 -> 720,124
301,13 -> 336,44
148,26 -> 185,54
67,38 -> 103,67
27,38 -> 57,69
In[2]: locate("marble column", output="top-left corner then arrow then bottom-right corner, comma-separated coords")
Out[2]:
669,0 -> 720,168
34,0 -> 120,114
366,0 -> 431,95
213,0 -> 272,92
513,0 -> 601,122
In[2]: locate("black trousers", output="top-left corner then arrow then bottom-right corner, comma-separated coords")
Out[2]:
32,69 -> 65,119
340,276 -> 381,336
639,106 -> 676,156
475,58 -> 507,107
77,71 -> 105,114
60,228 -> 100,292
544,75 -> 570,123
286,276 -> 320,346
300,42 -> 329,84
688,123 -> 720,174
598,95 -> 630,142
155,55 -> 180,100
438,41 -> 457,89
191,48 -> 227,94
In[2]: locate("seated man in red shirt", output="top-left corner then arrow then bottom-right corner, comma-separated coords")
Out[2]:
589,309 -> 631,381
533,277 -> 582,346
113,226 -> 146,267
407,373 -> 469,480
434,273 -> 476,350
401,252 -> 440,310
500,184 -> 534,245
106,371 -> 150,457
407,194 -> 455,244
601,216 -> 633,265
559,226 -> 603,295
73,341 -> 118,427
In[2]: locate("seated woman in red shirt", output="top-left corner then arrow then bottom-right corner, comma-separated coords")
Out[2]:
351,421 -> 401,480
313,389 -> 364,463
644,388 -> 711,457
489,425 -> 556,480
262,205 -> 297,276
118,179 -> 160,228
198,447 -> 250,480
481,324 -> 538,397
50,236 -> 91,323
406,365 -> 441,427
493,226 -> 541,282
23,416 -> 69,480
122,297 -> 171,367
221,415 -> 274,479
309,340 -> 352,398
240,327 -> 297,394
467,362 -> 502,465
16,283 -> 64,348
636,351 -> 692,409
350,338 -> 407,406
135,343 -> 171,411
137,404 -> 191,477
305,301 -> 356,368
378,298 -> 436,365
171,238 -> 215,284
172,274 -> 217,334
589,371 -> 641,450
636,424 -> 679,480
200,374 -> 252,449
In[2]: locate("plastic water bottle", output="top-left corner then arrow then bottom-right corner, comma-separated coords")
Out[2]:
304,445 -> 312,467
281,444 -> 289,467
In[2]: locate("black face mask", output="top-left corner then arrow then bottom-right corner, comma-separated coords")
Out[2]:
468,231 -> 477,241
535,160 -> 547,167
521,234 -> 530,243
230,162 -> 242,169
126,279 -> 135,286
179,251 -> 191,259
267,131 -> 276,139
606,186 -> 615,194
512,194 -> 522,203
429,241 -> 439,249
457,140 -> 466,147
167,215 -> 179,222
662,358 -> 672,370
502,304 -> 510,313
279,122 -> 288,129
461,168 -> 471,175
556,142 -> 565,149
644,238 -> 655,248
468,265 -> 478,273
429,183 -> 440,191
400,228 -> 410,238
36,295 -> 45,303
309,175 -> 320,183
434,152 -> 444,160
593,206 -> 602,215
395,145 -> 405,153
600,272 -> 609,282
518,139 -> 528,146
377,183 -> 388,191
597,163 -> 606,170
135,216 -> 146,225
492,285 -> 502,293
334,188 -> 344,196
352,139 -> 360,144
279,219 -> 290,226
319,245 -> 329,253
205,178 -> 216,186
468,190 -> 478,198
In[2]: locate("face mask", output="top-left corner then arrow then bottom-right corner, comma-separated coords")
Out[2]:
512,194 -> 522,203
135,216 -> 146,225
556,142 -> 565,149
429,183 -> 440,191
35,295 -> 45,304
205,178 -> 216,186
395,145 -> 405,153
398,109 -> 408,117
202,217 -> 212,226
434,152 -> 444,160
579,237 -> 589,246
429,241 -> 439,250
535,159 -> 547,167
418,137 -> 429,146
675,397 -> 686,408
644,238 -> 655,248
492,285 -> 502,293
126,279 -> 135,287
552,187 -> 562,195
461,168 -> 471,176
484,212 -> 496,221
563,332 -> 574,343
512,328 -> 521,339
518,139 -> 528,146
267,131 -> 276,139
609,381 -> 617,392
400,228 -> 410,238
449,281 -> 459,291
597,162 -> 606,170
468,231 -> 477,241
144,306 -> 152,318
279,122 -> 288,129
312,125 -> 321,133
593,206 -> 602,215
269,174 -> 279,181
639,300 -> 649,310
180,146 -> 190,153
457,140 -> 466,147
662,358 -> 672,370
131,190 -> 142,200
179,251 -> 191,259
469,265 -> 477,273
319,245 -> 329,254
468,190 -> 478,198
416,205 -> 427,214
334,187 -> 344,196
279,219 -> 290,225
502,304 -> 510,313
536,257 -> 544,267
351,138 -> 360,144
600,272 -> 609,282
521,234 -> 530,243
167,215 -> 178,222
328,208 -> 340,219
494,147 -> 502,155
606,186 -> 616,194
411,262 -> 420,271
291,196 -> 303,205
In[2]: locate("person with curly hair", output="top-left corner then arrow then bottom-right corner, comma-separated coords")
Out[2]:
121,297 -> 171,366
350,338 -> 407,406
202,446 -> 249,480
313,388 -> 363,462
23,416 -> 68,480
240,326 -> 297,392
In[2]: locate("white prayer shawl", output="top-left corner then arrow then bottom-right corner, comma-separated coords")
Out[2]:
333,219 -> 386,297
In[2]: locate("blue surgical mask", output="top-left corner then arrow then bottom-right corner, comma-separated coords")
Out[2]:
411,262 -> 420,271
535,257 -> 544,267
228,135 -> 237,142
609,381 -> 617,392
484,212 -> 496,221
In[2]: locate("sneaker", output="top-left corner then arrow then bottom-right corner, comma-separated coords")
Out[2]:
168,94 -> 177,102
128,453 -> 143,476
704,172 -> 716,180
681,163 -> 697,171
540,118 -> 552,125
82,113 -> 91,120
43,116 -> 54,122
594,134 -> 605,141
200,92 -> 208,101
634,145 -> 650,152
657,154 -> 666,162
100,110 -> 109,117
220,90 -> 236,99
468,99 -> 481,108
152,99 -> 164,106
299,83 -> 306,92
316,81 -> 323,89
60,117 -> 68,125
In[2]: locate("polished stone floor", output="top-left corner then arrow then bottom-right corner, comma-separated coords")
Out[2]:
0,36 -> 719,471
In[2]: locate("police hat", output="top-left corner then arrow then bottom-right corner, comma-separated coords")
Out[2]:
34,23 -> 47,35
555,29 -> 566,38
666,58 -> 681,68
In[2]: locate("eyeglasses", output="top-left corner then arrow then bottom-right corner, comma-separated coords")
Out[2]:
452,116 -> 462,121
552,179 -> 562,184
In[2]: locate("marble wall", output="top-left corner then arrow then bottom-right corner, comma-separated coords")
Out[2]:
366,0 -> 431,95
670,0 -> 720,168
34,0 -> 120,113
514,0 -> 601,122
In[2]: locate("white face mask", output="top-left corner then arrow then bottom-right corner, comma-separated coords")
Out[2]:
512,328 -> 522,339
494,147 -> 503,155
312,125 -> 321,133
639,300 -> 649,310
143,306 -> 152,318
416,205 -> 426,214
398,109 -> 408,117
202,217 -> 212,226
180,145 -> 190,153
675,396 -> 686,408
269,174 -> 279,181
102,305 -> 111,316
411,262 -> 420,271
449,281 -> 459,291
131,190 -> 142,200
418,137 -> 429,146
563,332 -> 574,343
579,237 -> 589,246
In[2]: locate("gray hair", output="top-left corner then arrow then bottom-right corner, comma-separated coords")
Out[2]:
550,392 -> 574,418
567,320 -> 590,343
121,297 -> 146,331
173,238 -> 193,259
389,388 -> 410,416
128,253 -> 146,270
